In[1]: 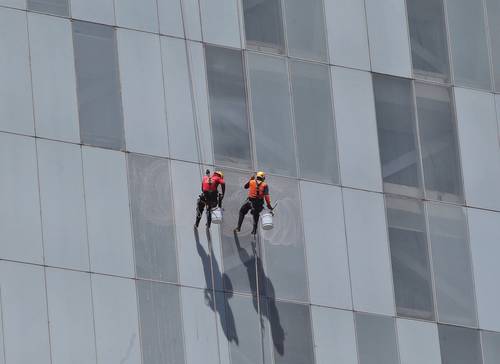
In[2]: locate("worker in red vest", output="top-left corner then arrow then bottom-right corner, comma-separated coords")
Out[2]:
234,171 -> 273,235
195,170 -> 225,229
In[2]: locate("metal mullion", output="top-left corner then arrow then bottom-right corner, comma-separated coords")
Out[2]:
410,80 -> 427,200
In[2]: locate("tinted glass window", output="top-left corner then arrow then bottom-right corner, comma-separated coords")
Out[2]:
406,0 -> 450,80
355,313 -> 399,364
28,0 -> 69,16
243,0 -> 285,52
373,74 -> 422,197
73,21 -> 125,150
416,83 -> 463,203
386,196 -> 434,320
438,325 -> 483,364
206,45 -> 253,169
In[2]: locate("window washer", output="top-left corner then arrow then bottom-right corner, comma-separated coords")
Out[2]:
195,169 -> 225,229
234,171 -> 273,235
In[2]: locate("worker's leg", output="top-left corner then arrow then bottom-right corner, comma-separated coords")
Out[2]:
251,203 -> 264,235
205,192 -> 218,228
235,201 -> 252,232
195,195 -> 206,228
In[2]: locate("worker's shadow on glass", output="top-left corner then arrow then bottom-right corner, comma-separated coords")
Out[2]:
194,228 -> 238,346
233,232 -> 285,356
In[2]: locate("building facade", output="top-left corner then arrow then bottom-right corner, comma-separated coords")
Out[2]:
1,0 -> 500,363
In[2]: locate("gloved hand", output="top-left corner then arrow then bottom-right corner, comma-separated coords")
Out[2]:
250,175 -> 255,180
267,205 -> 273,211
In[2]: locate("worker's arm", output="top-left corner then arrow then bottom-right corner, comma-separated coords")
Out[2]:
219,179 -> 226,195
264,185 -> 272,209
244,175 -> 255,189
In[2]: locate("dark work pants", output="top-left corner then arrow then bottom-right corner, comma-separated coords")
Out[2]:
195,192 -> 218,228
237,198 -> 264,233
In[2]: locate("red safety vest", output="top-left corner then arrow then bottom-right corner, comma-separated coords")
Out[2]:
202,175 -> 224,192
248,179 -> 268,199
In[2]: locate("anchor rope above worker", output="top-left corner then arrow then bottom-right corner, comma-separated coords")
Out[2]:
234,171 -> 273,235
195,169 -> 225,229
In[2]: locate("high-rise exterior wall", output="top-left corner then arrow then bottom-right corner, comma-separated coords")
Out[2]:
0,0 -> 500,363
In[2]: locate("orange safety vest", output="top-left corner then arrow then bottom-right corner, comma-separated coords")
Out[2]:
248,179 -> 267,199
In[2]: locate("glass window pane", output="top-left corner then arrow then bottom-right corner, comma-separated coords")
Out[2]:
0,262 -> 51,364
0,134 -> 43,264
128,154 -> 178,282
343,189 -> 395,316
406,0 -> 450,81
416,83 -> 463,202
486,0 -> 500,91
82,147 -> 134,278
117,29 -> 169,157
205,45 -> 252,169
264,300 -> 314,364
397,319 -> 441,364
28,14 -> 79,143
311,307 -> 357,364
262,176 -> 309,302
355,313 -> 399,364
290,60 -> 339,184
247,53 -> 296,177
114,0 -> 159,32
283,0 -> 328,61
45,269 -> 96,364
438,324 -> 483,364
199,0 -> 241,48
0,8 -> 33,135
27,0 -> 69,16
243,0 -> 284,53
37,140 -> 89,271
223,294 -> 264,364
446,0 -> 491,90
73,21 -> 125,150
386,196 -> 434,320
136,281 -> 185,364
70,0 -> 115,25
428,202 -> 477,327
92,275 -> 142,364
482,331 -> 500,364
373,74 -> 423,197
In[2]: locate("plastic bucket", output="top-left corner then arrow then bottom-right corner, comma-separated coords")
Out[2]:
261,212 -> 274,230
211,207 -> 223,224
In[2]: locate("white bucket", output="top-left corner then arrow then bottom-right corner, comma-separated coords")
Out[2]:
261,212 -> 274,230
211,207 -> 223,224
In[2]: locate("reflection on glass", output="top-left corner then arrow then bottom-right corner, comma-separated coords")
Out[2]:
406,0 -> 450,81
446,0 -> 491,90
386,196 -> 435,320
373,74 -> 422,197
283,0 -> 328,61
247,53 -> 296,177
73,21 -> 125,150
127,154 -> 178,282
416,83 -> 463,203
290,60 -> 339,184
243,0 -> 284,53
428,202 -> 477,327
438,324 -> 483,364
205,45 -> 253,169
28,0 -> 69,16
355,313 -> 399,364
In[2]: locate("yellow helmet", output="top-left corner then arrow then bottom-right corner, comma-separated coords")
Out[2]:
214,170 -> 224,178
256,171 -> 265,180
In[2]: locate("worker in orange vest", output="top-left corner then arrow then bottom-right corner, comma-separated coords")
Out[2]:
195,169 -> 225,229
234,171 -> 273,235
